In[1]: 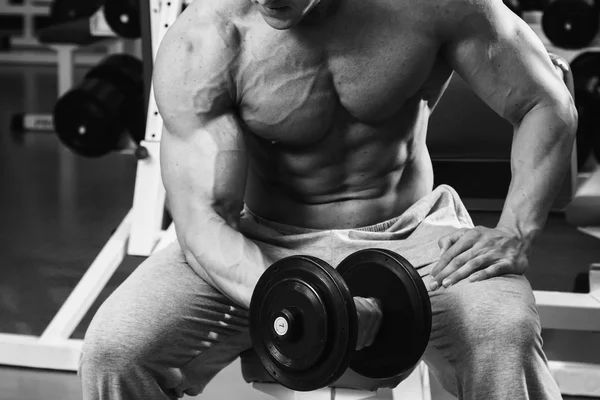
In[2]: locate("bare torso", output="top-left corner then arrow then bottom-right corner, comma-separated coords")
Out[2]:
192,0 -> 453,229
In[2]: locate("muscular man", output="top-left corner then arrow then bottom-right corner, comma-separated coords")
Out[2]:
79,0 -> 577,398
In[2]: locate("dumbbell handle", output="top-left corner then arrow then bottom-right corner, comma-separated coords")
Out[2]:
271,296 -> 384,350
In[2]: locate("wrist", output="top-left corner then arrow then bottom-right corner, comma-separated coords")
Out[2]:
495,221 -> 540,253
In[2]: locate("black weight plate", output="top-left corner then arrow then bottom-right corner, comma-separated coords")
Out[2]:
50,0 -> 104,24
593,127 -> 600,162
53,79 -> 125,157
103,0 -> 141,38
85,54 -> 144,99
85,54 -> 145,143
542,0 -> 599,49
250,256 -> 357,391
377,248 -> 432,362
571,51 -> 600,92
337,248 -> 432,379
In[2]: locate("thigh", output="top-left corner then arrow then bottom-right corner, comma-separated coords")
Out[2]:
83,241 -> 252,381
421,274 -> 542,394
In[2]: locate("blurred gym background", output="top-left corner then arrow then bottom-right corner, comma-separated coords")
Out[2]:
0,0 -> 600,399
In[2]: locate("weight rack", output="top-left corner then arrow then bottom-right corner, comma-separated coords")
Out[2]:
0,0 -> 52,47
0,0 -> 179,372
0,0 -> 119,66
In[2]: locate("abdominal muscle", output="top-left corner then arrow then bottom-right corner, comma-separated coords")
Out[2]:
243,101 -> 435,230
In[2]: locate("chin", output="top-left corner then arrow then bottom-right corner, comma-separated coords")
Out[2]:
264,19 -> 295,30
261,12 -> 302,30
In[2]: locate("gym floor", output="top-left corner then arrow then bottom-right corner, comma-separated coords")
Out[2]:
1,63 -> 599,400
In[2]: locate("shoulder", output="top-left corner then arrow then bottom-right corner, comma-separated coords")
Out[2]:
154,0 -> 253,125
443,0 -> 516,29
153,0 -> 251,102
433,0 -> 512,39
437,0 -> 500,19
389,0 -> 505,44
157,0 -> 250,61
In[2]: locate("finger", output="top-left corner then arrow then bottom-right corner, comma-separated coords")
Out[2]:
369,313 -> 383,347
356,335 -> 365,351
442,253 -> 496,287
354,297 -> 368,351
360,298 -> 376,348
365,298 -> 383,347
438,236 -> 453,255
354,300 -> 364,350
434,246 -> 485,286
469,261 -> 512,283
355,297 -> 381,349
431,230 -> 480,278
437,229 -> 468,254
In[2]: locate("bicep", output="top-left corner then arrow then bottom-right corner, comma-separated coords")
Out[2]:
160,114 -> 248,226
443,0 -> 570,124
153,16 -> 247,230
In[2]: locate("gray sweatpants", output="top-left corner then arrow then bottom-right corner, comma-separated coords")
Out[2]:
79,185 -> 563,399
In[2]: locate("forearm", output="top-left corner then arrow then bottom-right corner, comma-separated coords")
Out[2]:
178,206 -> 271,309
498,101 -> 577,249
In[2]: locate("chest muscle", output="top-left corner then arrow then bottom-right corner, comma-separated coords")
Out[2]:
236,21 -> 439,144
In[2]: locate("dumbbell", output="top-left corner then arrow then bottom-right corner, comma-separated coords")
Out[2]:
569,52 -> 600,166
249,248 -> 432,392
50,0 -> 105,25
53,53 -> 146,158
103,0 -> 141,39
542,0 -> 600,49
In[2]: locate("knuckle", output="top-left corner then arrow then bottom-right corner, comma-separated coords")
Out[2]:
449,253 -> 470,268
484,238 -> 497,248
475,252 -> 491,263
494,262 -> 508,275
445,260 -> 461,272
476,268 -> 489,280
474,269 -> 485,278
485,247 -> 500,259
486,264 -> 501,276
461,259 -> 478,272
439,254 -> 452,264
473,227 -> 489,238
469,272 -> 481,282
447,269 -> 464,282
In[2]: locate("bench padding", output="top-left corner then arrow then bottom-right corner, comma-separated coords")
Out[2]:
240,349 -> 415,392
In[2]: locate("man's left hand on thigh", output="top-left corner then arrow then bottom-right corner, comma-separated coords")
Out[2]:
429,226 -> 529,291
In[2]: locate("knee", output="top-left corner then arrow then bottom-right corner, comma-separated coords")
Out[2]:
79,307 -> 151,378
80,328 -> 143,378
451,278 -> 542,353
472,302 -> 540,351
